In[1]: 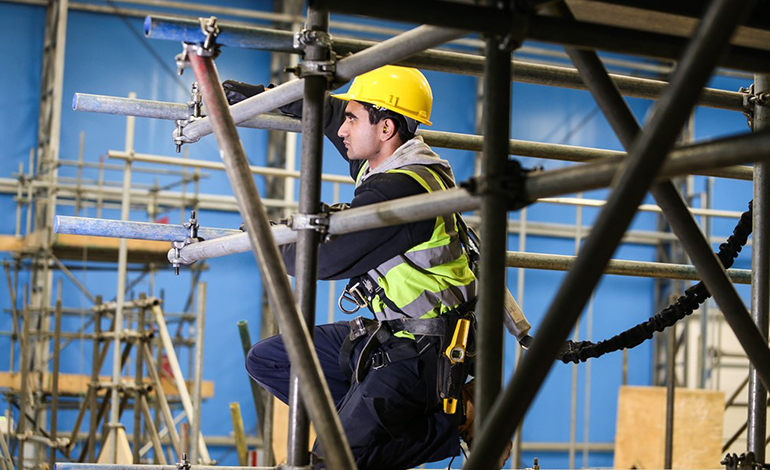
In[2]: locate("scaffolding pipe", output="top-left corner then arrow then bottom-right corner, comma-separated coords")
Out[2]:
109,137 -> 134,462
191,283 -> 206,464
52,126 -> 770,266
286,8 -> 328,467
550,0 -> 770,431
747,72 -> 770,461
506,251 -> 752,284
465,0 -> 758,468
74,93 -> 753,182
186,45 -> 356,470
107,151 -> 350,184
179,24 -> 467,144
476,31 -> 510,428
54,216 -> 241,241
142,14 -> 745,112
151,304 -> 210,462
73,94 -> 302,132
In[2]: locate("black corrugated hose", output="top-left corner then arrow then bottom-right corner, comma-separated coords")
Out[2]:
559,201 -> 754,364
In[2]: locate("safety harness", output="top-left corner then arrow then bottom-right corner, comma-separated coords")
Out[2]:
338,299 -> 477,411
560,201 -> 753,364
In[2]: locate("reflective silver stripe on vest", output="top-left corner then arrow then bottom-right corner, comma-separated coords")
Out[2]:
374,280 -> 477,321
374,237 -> 464,277
365,164 -> 474,320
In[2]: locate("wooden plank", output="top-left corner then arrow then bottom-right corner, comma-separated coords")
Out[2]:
0,235 -> 23,252
272,396 -> 316,465
0,371 -> 214,398
615,385 -> 724,469
1,231 -> 169,263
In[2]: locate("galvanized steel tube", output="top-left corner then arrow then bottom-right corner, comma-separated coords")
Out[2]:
180,25 -> 467,143
465,1 -> 757,468
74,93 -> 751,181
141,15 -> 744,111
747,73 -> 770,461
55,127 -> 770,266
287,8 -> 328,467
505,251 -> 752,283
186,48 -> 356,470
191,283 -> 206,464
476,33 -> 510,428
54,216 -> 241,241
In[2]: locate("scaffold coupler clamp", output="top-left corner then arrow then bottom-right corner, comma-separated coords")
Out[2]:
169,210 -> 204,275
740,83 -> 770,130
176,453 -> 192,470
288,210 -> 330,239
173,82 -> 204,153
721,452 -> 765,470
287,29 -> 336,81
460,159 -> 536,211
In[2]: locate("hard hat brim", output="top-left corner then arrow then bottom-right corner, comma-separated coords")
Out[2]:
331,92 -> 433,126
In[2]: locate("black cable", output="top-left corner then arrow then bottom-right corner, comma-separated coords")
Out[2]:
560,200 -> 753,364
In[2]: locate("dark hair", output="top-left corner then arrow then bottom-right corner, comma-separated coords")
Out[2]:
360,102 -> 416,143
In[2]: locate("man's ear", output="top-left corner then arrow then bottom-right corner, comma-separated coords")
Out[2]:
380,118 -> 398,141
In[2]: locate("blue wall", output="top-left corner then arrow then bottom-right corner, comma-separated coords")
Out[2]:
0,2 -> 757,468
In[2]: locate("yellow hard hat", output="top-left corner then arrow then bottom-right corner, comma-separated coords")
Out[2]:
332,65 -> 433,126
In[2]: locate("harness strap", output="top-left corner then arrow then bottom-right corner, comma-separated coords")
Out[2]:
338,299 -> 478,382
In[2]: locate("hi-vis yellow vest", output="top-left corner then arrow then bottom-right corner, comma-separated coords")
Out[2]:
355,163 -> 477,323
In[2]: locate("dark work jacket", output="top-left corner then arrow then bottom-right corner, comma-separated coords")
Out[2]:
279,96 -> 436,281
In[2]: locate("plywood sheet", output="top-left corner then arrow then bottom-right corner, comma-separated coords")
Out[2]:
272,396 -> 317,465
615,385 -> 724,469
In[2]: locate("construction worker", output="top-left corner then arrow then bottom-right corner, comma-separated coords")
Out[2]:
227,66 -> 509,469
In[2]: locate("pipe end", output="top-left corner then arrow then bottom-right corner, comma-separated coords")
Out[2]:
72,93 -> 78,110
144,16 -> 152,37
53,216 -> 60,233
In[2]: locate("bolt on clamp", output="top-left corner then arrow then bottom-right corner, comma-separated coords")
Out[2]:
173,82 -> 204,153
293,29 -> 333,50
288,212 -> 330,234
168,210 -> 204,275
176,453 -> 192,470
739,83 -> 770,130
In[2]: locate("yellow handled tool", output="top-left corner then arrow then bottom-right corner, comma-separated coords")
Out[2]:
443,318 -> 471,413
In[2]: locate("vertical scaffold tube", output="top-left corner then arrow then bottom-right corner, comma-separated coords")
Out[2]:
287,7 -> 329,467
465,0 -> 759,469
747,73 -> 770,462
476,32 -> 512,429
553,0 -> 770,394
185,46 -> 357,470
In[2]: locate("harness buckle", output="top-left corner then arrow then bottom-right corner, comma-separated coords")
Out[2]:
370,351 -> 388,370
348,316 -> 367,341
338,282 -> 368,314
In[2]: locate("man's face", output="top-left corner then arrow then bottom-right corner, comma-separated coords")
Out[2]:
337,100 -> 382,161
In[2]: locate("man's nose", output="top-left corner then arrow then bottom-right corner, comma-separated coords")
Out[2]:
338,122 -> 347,138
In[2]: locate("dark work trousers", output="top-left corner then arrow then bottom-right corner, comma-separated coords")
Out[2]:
245,322 -> 460,470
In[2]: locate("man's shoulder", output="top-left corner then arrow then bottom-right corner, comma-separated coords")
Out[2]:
356,170 -> 430,200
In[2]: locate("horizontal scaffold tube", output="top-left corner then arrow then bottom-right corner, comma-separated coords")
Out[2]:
178,25 -> 468,143
74,94 -> 753,182
506,251 -> 752,284
54,216 -> 241,241
143,15 -> 744,112
54,128 -> 770,265
107,151 -> 350,184
73,93 -> 302,132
